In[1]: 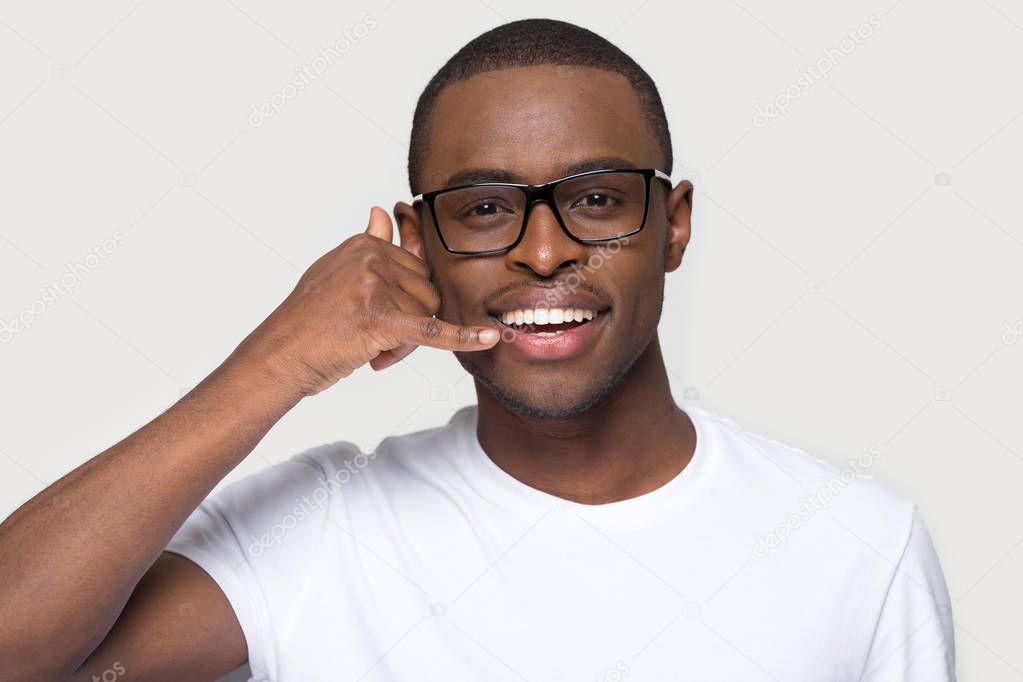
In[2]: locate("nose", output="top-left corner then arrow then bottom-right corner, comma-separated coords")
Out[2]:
505,200 -> 587,277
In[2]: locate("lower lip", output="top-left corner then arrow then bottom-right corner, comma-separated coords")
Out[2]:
489,311 -> 609,360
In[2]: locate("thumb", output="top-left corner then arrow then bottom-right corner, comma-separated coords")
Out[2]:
364,206 -> 393,244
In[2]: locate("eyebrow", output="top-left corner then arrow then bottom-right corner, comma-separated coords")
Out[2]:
440,156 -> 640,189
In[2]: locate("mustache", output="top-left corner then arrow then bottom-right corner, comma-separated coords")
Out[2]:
482,278 -> 607,309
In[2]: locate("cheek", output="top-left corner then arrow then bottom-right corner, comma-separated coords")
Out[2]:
429,275 -> 459,321
431,261 -> 491,323
421,228 -> 459,317
608,255 -> 664,330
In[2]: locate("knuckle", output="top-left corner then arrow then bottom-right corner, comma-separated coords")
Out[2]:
358,249 -> 382,269
357,298 -> 390,332
363,297 -> 391,323
343,233 -> 371,251
420,318 -> 441,340
356,270 -> 380,291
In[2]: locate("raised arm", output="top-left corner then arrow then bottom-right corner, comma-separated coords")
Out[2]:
0,207 -> 498,681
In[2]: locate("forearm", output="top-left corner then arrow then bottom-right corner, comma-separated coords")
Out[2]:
0,348 -> 302,678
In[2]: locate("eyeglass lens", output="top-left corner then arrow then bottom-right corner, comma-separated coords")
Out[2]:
433,171 -> 647,252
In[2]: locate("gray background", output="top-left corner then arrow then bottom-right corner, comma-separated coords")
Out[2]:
1,0 -> 1021,679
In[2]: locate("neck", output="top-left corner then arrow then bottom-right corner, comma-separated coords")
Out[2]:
474,335 -> 696,505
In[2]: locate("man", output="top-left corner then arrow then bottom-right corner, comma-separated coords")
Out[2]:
0,18 -> 954,682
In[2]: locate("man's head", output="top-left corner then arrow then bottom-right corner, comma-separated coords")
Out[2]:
394,18 -> 693,418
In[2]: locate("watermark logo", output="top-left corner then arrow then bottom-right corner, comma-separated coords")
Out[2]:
752,444 -> 883,558
496,236 -> 630,345
753,15 -> 882,128
0,231 -> 127,344
594,660 -> 630,682
91,661 -> 125,682
1002,319 -> 1023,345
247,448 -> 378,557
248,15 -> 378,127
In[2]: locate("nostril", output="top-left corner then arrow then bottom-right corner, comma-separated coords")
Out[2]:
504,203 -> 587,275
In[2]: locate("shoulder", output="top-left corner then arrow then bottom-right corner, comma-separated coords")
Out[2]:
231,407 -> 477,526
690,406 -> 916,557
293,407 -> 469,494
201,408 -> 472,519
173,410 -> 469,555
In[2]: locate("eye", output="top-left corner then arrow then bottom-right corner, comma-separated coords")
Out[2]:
571,192 -> 618,210
468,201 -> 505,216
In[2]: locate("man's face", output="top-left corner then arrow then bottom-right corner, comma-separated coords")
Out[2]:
397,64 -> 691,418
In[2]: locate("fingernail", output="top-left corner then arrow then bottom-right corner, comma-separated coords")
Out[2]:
478,328 -> 500,344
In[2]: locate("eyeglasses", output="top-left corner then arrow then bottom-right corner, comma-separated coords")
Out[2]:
412,168 -> 672,255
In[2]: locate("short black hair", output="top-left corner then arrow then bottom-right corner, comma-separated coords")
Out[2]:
407,18 -> 673,195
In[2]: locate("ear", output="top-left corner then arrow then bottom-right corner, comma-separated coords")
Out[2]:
663,179 -> 693,273
393,200 -> 426,262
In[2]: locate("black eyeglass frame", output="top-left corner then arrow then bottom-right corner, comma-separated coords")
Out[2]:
411,167 -> 673,255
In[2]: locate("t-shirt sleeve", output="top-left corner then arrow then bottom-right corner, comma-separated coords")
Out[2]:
163,443 -> 360,681
859,508 -> 956,681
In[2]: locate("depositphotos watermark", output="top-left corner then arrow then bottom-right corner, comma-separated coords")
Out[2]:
248,14 -> 378,128
1002,319 -> 1023,345
495,236 -> 629,344
752,444 -> 883,558
0,231 -> 127,344
752,15 -> 881,128
594,660 -> 631,682
90,661 -> 125,682
247,447 -> 378,557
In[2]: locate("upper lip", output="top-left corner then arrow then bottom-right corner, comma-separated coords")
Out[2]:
485,287 -> 612,316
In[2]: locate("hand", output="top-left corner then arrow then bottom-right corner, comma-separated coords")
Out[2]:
234,206 -> 499,397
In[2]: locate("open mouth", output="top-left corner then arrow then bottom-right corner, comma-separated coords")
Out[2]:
492,307 -> 604,336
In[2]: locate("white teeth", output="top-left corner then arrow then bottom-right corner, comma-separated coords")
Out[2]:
498,307 -> 599,328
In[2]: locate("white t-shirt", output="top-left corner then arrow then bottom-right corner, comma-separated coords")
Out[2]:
166,404 -> 955,681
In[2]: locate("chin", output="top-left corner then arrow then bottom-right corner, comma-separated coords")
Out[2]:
456,353 -> 618,419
